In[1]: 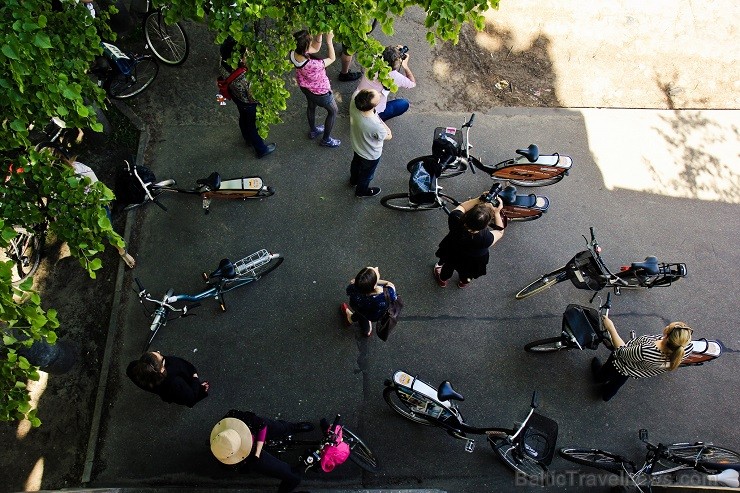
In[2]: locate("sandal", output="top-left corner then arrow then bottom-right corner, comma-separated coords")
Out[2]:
120,250 -> 136,269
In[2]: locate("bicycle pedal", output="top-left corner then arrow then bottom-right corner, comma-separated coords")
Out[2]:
464,439 -> 475,453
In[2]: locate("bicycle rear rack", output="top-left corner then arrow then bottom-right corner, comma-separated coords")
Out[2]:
234,249 -> 271,276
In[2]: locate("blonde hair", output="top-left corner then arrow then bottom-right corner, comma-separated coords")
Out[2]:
662,322 -> 693,370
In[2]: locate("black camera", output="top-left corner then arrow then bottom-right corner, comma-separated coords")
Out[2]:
399,45 -> 409,60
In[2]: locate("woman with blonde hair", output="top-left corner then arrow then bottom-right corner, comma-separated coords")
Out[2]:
591,320 -> 694,401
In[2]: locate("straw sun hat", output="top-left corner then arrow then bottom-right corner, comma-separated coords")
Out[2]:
210,417 -> 254,464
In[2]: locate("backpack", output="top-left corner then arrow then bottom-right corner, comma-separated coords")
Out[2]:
216,67 -> 246,100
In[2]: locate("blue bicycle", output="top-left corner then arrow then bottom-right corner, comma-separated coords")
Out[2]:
135,250 -> 283,350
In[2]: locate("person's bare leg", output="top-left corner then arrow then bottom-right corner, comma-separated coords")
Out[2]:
337,50 -> 361,81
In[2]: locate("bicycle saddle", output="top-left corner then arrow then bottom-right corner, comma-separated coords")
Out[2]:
197,172 -> 221,191
515,144 -> 539,163
209,258 -> 236,279
437,381 -> 464,402
631,256 -> 659,275
499,186 -> 538,208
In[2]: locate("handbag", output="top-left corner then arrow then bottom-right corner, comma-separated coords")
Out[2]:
377,287 -> 403,341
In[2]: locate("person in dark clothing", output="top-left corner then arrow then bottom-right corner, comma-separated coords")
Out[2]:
341,266 -> 397,337
210,409 -> 314,493
220,36 -> 276,159
126,351 -> 209,407
434,195 -> 505,288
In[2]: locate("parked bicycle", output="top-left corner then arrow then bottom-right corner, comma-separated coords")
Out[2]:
120,160 -> 274,213
381,164 -> 550,222
515,227 -> 687,301
134,249 -> 283,350
91,41 -> 158,99
407,113 -> 573,184
383,370 -> 558,482
139,0 -> 189,66
560,429 -> 740,490
265,414 -> 380,473
523,293 -> 723,366
1,225 -> 44,285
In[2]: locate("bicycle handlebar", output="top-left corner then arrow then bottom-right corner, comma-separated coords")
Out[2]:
462,113 -> 475,128
135,277 -> 145,293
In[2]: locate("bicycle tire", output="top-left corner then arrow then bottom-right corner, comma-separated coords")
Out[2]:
342,427 -> 380,472
490,437 -> 549,482
250,254 -> 283,278
509,175 -> 564,187
524,337 -> 569,353
383,386 -> 434,426
440,158 -> 468,179
4,230 -> 42,285
515,270 -> 567,300
143,11 -> 189,66
559,447 -> 636,474
380,193 -> 453,211
108,55 -> 159,99
662,444 -> 740,472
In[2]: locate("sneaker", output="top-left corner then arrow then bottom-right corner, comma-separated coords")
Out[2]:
591,357 -> 602,378
319,137 -> 341,148
433,265 -> 447,287
457,279 -> 471,288
355,187 -> 381,198
308,125 -> 324,140
256,143 -> 276,159
338,71 -> 362,82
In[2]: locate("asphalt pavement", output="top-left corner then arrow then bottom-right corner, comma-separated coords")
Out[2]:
85,10 -> 739,493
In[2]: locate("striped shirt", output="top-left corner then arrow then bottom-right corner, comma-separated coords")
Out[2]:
613,335 -> 694,379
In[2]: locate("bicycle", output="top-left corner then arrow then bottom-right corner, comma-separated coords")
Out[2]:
406,113 -> 573,184
515,227 -> 687,301
134,249 -> 283,350
120,160 -> 274,213
1,225 -> 44,285
559,429 -> 740,490
381,165 -> 550,222
383,370 -> 558,482
91,41 -> 158,99
523,293 -> 723,366
138,0 -> 189,66
265,414 -> 380,473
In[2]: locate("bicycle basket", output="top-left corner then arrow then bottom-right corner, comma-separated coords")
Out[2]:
567,250 -> 606,290
432,127 -> 461,160
408,160 -> 438,205
517,412 -> 558,466
115,163 -> 156,205
562,304 -> 601,350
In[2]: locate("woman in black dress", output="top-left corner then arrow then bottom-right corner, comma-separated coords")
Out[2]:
434,196 -> 505,288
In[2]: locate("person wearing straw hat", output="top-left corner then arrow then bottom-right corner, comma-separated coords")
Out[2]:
210,409 -> 313,492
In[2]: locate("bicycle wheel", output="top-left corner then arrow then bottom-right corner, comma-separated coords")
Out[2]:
559,447 -> 635,474
440,158 -> 468,179
342,427 -> 380,472
144,11 -> 189,65
524,337 -> 568,353
383,386 -> 433,425
380,193 -> 442,211
515,269 -> 567,300
107,56 -> 159,99
251,254 -> 284,278
663,444 -> 740,472
491,437 -> 548,482
509,175 -> 564,187
3,230 -> 42,285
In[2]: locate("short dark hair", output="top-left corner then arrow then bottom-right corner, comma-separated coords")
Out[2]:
354,89 -> 378,112
293,30 -> 311,55
354,267 -> 378,294
463,204 -> 493,232
131,352 -> 166,389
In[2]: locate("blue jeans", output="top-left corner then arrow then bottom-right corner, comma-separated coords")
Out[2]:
234,98 -> 268,154
378,98 -> 409,121
300,87 -> 337,141
350,152 -> 381,195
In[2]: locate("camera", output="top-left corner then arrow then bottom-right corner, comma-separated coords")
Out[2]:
399,45 -> 409,60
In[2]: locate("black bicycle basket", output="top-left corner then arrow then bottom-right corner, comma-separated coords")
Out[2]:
408,159 -> 438,205
517,412 -> 558,466
562,304 -> 601,349
432,127 -> 461,160
115,162 -> 156,205
567,250 -> 606,290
